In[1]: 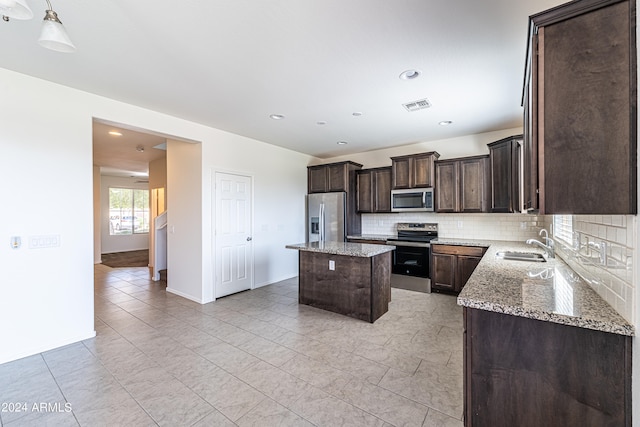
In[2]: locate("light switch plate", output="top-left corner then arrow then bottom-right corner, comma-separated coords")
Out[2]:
329,260 -> 335,270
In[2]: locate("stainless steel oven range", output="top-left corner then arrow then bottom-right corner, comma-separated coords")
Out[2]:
386,223 -> 438,279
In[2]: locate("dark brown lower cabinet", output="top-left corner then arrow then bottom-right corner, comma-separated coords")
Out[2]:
431,245 -> 486,294
464,308 -> 632,427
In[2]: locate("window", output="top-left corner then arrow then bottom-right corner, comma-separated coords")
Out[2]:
109,188 -> 149,235
553,215 -> 573,244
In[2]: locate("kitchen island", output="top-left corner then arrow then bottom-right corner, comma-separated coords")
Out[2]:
286,241 -> 395,323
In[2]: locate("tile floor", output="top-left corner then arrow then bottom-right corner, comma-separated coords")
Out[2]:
0,265 -> 464,427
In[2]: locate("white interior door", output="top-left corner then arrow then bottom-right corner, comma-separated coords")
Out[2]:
215,172 -> 253,298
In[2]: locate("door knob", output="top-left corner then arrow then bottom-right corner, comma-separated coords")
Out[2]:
246,237 -> 252,241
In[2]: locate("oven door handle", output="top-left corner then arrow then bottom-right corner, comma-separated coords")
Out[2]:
385,241 -> 430,248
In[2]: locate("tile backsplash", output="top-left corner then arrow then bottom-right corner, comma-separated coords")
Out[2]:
547,215 -> 636,323
361,213 -> 544,241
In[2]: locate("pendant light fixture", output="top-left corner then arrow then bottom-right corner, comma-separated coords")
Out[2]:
38,0 -> 75,52
0,0 -> 75,53
0,0 -> 33,20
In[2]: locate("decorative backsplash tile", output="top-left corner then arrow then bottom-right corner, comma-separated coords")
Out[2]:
361,213 -> 544,241
547,215 -> 635,323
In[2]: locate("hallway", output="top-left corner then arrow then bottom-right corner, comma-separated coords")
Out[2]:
0,265 -> 464,426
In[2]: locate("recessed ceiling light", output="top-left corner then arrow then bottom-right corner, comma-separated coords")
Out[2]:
337,141 -> 348,145
317,121 -> 327,125
439,120 -> 454,126
108,131 -> 123,136
399,69 -> 421,80
352,112 -> 363,117
270,114 -> 285,120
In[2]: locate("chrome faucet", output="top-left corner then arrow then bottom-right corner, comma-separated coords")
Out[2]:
526,228 -> 555,258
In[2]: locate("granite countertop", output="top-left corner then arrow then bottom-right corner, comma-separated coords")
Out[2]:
286,241 -> 396,257
456,241 -> 634,336
346,234 -> 396,241
431,237 -> 492,247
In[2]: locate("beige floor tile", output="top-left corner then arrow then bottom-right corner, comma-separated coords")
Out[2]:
191,408 -> 236,427
422,408 -> 464,426
188,368 -> 267,421
193,339 -> 261,375
378,363 -> 463,420
280,353 -> 354,395
335,377 -> 429,427
236,360 -> 311,407
236,398 -> 314,427
290,387 -> 386,427
1,266 -> 467,426
237,335 -> 299,367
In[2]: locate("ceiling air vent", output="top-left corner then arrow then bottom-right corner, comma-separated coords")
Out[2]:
402,98 -> 432,112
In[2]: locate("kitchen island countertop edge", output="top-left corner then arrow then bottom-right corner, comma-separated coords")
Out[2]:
286,241 -> 395,257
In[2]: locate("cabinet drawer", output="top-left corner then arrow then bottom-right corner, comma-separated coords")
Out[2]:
431,244 -> 486,257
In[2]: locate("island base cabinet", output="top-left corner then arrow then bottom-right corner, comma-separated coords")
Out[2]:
299,251 -> 391,323
463,308 -> 631,427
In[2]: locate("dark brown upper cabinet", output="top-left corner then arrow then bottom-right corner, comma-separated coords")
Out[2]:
391,152 -> 440,189
357,167 -> 392,213
524,0 -> 636,214
435,155 -> 490,213
488,135 -> 522,213
307,161 -> 362,194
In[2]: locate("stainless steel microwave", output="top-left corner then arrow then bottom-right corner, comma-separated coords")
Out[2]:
391,188 -> 434,212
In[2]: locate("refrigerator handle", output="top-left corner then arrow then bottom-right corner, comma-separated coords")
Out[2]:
319,203 -> 325,241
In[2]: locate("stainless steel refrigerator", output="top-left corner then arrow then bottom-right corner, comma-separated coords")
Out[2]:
307,192 -> 346,242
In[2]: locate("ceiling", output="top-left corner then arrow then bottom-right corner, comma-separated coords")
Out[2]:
92,121 -> 166,177
2,0 -> 565,172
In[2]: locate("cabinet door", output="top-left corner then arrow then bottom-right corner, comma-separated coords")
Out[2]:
327,164 -> 348,192
308,166 -> 328,193
413,154 -> 435,188
456,255 -> 482,292
489,139 -> 521,214
523,77 -> 538,212
431,253 -> 456,291
460,157 -> 488,213
532,1 -> 636,214
356,171 -> 373,213
373,168 -> 392,212
392,157 -> 412,189
436,161 -> 459,213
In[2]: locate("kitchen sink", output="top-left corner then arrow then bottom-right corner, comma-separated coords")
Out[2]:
496,251 -> 546,262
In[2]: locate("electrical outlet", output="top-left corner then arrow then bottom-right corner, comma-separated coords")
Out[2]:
329,260 -> 335,270
457,221 -> 463,229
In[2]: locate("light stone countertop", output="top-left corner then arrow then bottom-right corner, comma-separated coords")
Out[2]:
453,240 -> 634,336
286,241 -> 396,258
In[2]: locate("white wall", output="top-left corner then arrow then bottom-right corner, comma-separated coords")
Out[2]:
0,70 -> 96,364
166,140 -> 204,302
0,67 -> 312,364
93,166 -> 101,264
319,128 -> 522,168
100,175 -> 150,255
200,130 -> 311,295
